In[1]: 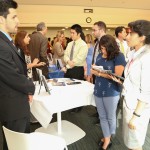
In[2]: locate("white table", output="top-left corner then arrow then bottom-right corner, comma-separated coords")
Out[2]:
31,79 -> 95,145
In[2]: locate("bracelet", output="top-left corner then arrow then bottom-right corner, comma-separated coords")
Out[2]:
133,112 -> 140,117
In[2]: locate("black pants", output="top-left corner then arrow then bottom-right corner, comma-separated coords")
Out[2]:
65,66 -> 84,112
1,116 -> 30,150
92,75 -> 96,84
64,66 -> 84,80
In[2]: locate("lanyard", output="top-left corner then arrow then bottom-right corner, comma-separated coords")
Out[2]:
127,58 -> 134,73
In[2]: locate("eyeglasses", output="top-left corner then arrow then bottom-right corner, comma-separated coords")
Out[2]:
92,29 -> 101,32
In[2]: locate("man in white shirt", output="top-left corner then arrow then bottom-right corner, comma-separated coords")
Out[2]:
64,24 -> 88,80
64,24 -> 88,113
115,26 -> 130,62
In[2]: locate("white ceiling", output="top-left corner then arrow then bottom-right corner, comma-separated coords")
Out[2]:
17,0 -> 150,10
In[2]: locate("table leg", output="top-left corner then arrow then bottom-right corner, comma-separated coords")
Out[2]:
35,114 -> 86,145
57,112 -> 62,134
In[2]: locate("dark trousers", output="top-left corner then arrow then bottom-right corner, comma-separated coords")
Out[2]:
64,66 -> 84,80
1,116 -> 30,150
92,75 -> 96,84
65,66 -> 84,112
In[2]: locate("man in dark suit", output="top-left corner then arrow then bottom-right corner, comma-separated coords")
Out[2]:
28,22 -> 49,81
92,21 -> 107,82
0,1 -> 35,150
91,21 -> 106,125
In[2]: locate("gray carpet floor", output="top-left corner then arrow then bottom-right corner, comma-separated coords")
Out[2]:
0,106 -> 150,150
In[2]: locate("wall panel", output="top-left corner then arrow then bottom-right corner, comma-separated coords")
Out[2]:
18,5 -> 150,28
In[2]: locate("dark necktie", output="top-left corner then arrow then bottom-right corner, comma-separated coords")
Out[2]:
10,40 -> 14,44
70,41 -> 75,60
10,40 -> 21,56
10,40 -> 16,47
92,41 -> 99,64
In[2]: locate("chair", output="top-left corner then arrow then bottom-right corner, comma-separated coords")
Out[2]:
3,126 -> 68,150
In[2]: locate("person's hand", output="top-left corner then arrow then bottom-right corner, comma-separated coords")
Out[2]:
32,58 -> 39,66
128,116 -> 138,130
37,62 -> 46,67
91,64 -> 99,75
90,68 -> 94,75
28,95 -> 33,103
61,67 -> 67,73
108,75 -> 123,84
68,60 -> 75,68
86,76 -> 92,82
90,68 -> 99,76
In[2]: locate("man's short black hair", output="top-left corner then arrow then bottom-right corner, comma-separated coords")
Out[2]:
0,0 -> 18,18
115,26 -> 125,37
71,24 -> 82,35
71,24 -> 85,41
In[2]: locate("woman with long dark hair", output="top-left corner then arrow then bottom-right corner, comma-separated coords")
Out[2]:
113,20 -> 150,150
91,34 -> 126,150
15,31 -> 45,78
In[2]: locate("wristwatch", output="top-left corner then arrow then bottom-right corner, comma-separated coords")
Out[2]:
133,112 -> 140,117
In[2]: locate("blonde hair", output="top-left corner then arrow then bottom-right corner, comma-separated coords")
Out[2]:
85,34 -> 94,45
56,31 -> 64,38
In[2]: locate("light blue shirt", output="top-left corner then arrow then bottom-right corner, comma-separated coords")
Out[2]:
0,30 -> 12,41
86,44 -> 94,75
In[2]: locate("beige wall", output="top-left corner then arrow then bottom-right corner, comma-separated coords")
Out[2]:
18,4 -> 150,28
17,4 -> 150,39
18,27 -> 115,40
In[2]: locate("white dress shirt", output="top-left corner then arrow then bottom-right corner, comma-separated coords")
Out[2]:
64,38 -> 88,69
116,38 -> 130,62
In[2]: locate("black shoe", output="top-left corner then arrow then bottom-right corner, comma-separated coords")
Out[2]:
98,141 -> 104,146
99,142 -> 112,150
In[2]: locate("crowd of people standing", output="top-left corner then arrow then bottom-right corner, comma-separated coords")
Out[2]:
0,1 -> 150,150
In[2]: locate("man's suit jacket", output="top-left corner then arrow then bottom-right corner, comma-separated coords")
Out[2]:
28,32 -> 49,80
0,31 -> 35,122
